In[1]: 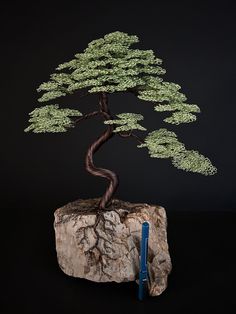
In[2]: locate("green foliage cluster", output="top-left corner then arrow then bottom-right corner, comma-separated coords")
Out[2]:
104,113 -> 146,132
172,150 -> 217,175
138,129 -> 217,175
24,105 -> 82,133
36,31 -> 201,126
137,129 -> 185,158
36,31 -> 165,101
138,81 -> 201,125
25,31 -> 217,176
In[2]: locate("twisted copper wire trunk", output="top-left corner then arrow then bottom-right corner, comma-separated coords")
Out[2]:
85,92 -> 119,210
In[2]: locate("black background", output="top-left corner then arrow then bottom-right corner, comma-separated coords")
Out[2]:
2,1 -> 236,313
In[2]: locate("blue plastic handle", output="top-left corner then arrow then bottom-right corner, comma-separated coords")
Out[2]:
138,221 -> 149,301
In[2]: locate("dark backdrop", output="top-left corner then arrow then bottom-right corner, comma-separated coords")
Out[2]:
2,1 -> 236,313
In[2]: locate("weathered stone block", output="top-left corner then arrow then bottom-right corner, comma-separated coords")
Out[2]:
54,198 -> 172,296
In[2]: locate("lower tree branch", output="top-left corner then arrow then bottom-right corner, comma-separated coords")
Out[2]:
74,111 -> 100,124
131,133 -> 145,144
118,131 -> 145,144
118,131 -> 132,138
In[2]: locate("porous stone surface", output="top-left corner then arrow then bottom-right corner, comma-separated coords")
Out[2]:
54,198 -> 172,296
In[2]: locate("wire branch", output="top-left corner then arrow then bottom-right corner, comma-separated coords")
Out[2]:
73,110 -> 100,124
131,133 -> 145,144
118,131 -> 145,144
118,131 -> 132,138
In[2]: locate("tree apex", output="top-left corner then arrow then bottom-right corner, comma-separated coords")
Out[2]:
86,31 -> 139,50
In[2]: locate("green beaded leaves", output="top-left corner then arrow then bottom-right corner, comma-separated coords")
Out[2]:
37,73 -> 73,102
86,32 -> 139,50
164,112 -> 197,124
36,31 -> 201,126
138,128 -> 217,175
138,81 -> 201,125
137,129 -> 185,158
154,103 -> 200,124
37,31 -> 165,101
24,105 -> 82,133
172,150 -> 217,176
138,81 -> 185,103
104,113 -> 146,133
26,31 -> 217,176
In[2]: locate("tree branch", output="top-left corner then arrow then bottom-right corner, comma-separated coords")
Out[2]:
118,131 -> 132,138
131,133 -> 145,144
73,111 -> 100,124
118,131 -> 145,144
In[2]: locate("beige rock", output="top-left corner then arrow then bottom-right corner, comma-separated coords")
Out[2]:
54,198 -> 172,296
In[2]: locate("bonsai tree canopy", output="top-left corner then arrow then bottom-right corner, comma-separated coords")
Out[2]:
25,31 -> 217,210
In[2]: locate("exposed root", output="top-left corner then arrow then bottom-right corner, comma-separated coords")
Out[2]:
75,209 -> 124,280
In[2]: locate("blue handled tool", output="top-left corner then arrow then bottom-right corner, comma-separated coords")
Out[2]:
138,221 -> 150,301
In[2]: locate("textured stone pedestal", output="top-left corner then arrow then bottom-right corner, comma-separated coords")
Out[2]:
54,198 -> 172,296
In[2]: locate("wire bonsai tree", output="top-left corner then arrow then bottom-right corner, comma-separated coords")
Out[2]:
25,31 -> 217,210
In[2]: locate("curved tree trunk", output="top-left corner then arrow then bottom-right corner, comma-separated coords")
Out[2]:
85,92 -> 119,210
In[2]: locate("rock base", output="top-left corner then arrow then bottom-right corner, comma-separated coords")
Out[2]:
54,198 -> 172,296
